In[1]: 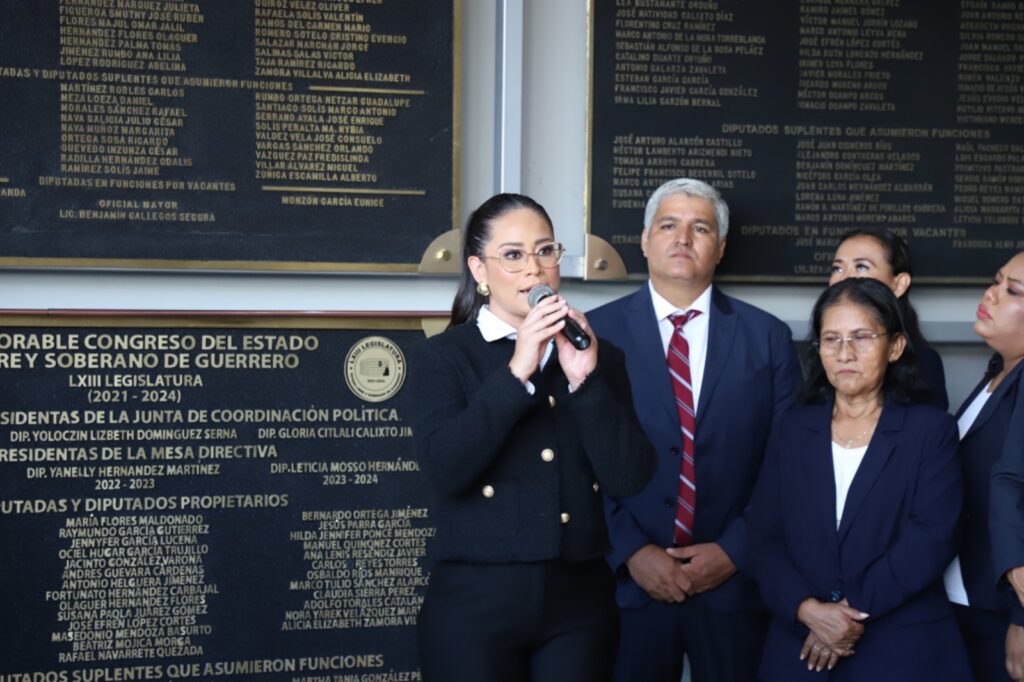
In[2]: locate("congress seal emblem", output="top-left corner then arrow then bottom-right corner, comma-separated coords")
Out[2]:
344,336 -> 406,402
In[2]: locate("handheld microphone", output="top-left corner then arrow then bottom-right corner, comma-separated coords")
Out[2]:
527,285 -> 592,350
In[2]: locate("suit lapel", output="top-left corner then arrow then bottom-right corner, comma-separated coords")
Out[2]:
961,361 -> 1024,439
837,400 -> 904,545
627,287 -> 678,427
955,378 -> 988,421
696,287 -> 737,426
804,402 -> 840,554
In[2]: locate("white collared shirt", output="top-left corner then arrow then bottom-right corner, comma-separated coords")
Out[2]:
649,281 -> 712,414
944,383 -> 996,607
833,443 -> 869,529
476,306 -> 552,394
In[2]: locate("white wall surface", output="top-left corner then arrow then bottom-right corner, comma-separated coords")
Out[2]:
0,0 -> 995,409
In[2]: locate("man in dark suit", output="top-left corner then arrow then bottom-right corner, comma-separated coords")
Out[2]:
588,178 -> 802,682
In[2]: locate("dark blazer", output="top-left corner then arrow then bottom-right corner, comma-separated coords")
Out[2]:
748,399 -> 972,681
588,285 -> 802,610
405,323 -> 655,564
915,336 -> 949,411
979,360 -> 1024,625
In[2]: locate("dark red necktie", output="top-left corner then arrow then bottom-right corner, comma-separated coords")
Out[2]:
668,310 -> 701,546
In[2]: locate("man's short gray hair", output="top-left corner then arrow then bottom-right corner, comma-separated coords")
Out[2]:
643,178 -> 730,240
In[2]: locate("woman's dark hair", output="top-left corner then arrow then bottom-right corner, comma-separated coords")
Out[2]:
449,193 -> 553,327
802,278 -> 926,404
837,228 -> 925,342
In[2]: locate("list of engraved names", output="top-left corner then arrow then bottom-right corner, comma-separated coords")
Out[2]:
0,0 -> 454,266
0,325 -> 430,679
592,0 -> 1024,280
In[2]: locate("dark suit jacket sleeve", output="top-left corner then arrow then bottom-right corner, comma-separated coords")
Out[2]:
989,375 -> 1024,626
564,342 -> 656,498
406,336 -> 536,497
748,423 -> 817,632
587,342 -> 661,572
843,415 -> 962,620
915,340 -> 949,411
718,317 -> 803,573
604,494 -> 652,576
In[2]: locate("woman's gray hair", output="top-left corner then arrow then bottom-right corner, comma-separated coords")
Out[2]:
643,178 -> 730,240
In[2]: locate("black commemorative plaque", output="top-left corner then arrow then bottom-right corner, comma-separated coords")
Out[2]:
0,1 -> 457,271
589,0 -> 1024,282
0,316 -> 434,681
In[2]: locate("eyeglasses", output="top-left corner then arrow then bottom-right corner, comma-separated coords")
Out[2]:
482,242 -> 565,273
814,332 -> 888,355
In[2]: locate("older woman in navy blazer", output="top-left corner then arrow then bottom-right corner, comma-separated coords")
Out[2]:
828,227 -> 948,410
749,278 -> 971,680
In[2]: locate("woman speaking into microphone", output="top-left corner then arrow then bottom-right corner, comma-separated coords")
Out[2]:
405,193 -> 655,682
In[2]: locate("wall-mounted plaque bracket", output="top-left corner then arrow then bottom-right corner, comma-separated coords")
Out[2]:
421,317 -> 450,337
418,229 -> 462,275
584,233 -> 628,280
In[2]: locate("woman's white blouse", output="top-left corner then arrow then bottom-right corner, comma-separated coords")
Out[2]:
833,442 -> 869,529
944,385 -> 995,606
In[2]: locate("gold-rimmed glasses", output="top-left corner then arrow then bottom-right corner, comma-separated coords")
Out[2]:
813,332 -> 888,355
481,242 -> 565,273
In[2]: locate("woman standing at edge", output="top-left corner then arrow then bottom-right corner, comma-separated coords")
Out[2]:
830,227 -> 949,410
950,251 -> 1024,681
748,278 -> 970,680
405,193 -> 655,682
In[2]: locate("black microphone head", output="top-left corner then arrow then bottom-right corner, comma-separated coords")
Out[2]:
527,285 -> 555,308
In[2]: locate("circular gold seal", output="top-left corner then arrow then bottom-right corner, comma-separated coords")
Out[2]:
344,336 -> 406,403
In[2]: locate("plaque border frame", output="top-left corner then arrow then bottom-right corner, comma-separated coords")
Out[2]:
0,0 -> 463,275
0,307 -> 444,676
581,0 -> 1006,287
0,309 -> 450,331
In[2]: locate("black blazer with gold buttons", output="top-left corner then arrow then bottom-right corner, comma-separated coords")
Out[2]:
405,322 -> 656,564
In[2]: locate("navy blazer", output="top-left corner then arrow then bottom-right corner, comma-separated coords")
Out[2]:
980,360 -> 1024,625
749,399 -> 971,681
914,336 -> 949,411
589,285 -> 801,610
